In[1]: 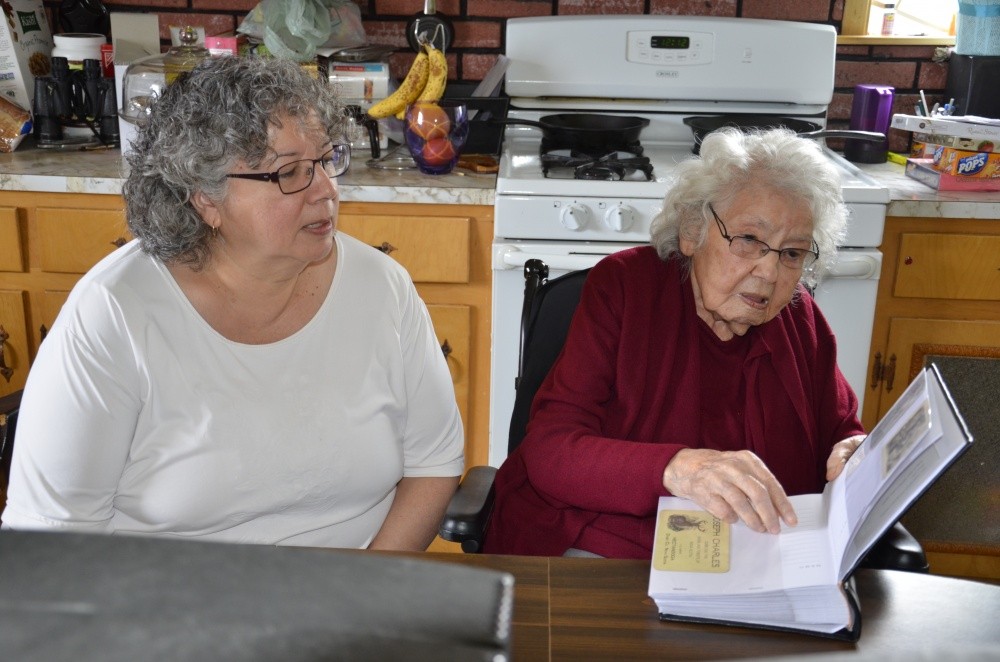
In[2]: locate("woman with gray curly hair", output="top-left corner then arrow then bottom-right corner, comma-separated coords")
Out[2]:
3,56 -> 463,551
485,128 -> 866,559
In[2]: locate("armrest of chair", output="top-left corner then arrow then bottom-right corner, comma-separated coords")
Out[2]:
1,389 -> 24,488
859,522 -> 929,573
439,465 -> 497,553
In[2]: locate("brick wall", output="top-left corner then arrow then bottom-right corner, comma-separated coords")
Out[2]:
48,0 -> 948,153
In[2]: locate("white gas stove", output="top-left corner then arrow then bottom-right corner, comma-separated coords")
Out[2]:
488,16 -> 890,468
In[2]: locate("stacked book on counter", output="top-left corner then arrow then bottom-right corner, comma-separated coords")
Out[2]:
891,114 -> 1000,191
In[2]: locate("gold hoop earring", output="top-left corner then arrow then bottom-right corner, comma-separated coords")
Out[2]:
211,225 -> 219,238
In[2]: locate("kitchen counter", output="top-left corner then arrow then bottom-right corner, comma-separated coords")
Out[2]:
857,160 -> 1000,220
0,144 -> 497,206
2,144 -> 1000,217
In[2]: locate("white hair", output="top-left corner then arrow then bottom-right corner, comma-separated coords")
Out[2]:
649,127 -> 848,287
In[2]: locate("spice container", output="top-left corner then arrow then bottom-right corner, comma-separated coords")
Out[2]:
881,3 -> 895,36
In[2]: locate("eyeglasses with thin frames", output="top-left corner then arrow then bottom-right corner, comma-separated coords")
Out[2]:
708,203 -> 819,270
226,144 -> 351,195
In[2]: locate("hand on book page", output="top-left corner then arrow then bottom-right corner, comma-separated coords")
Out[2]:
825,434 -> 866,481
662,448 -> 797,534
649,365 -> 973,641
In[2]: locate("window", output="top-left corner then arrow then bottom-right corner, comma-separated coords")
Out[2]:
891,0 -> 958,37
842,0 -> 958,38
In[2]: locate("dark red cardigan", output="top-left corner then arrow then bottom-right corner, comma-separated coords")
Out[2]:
483,246 -> 863,559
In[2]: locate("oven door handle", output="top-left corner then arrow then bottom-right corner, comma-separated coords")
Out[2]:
495,244 -> 608,272
821,254 -> 880,280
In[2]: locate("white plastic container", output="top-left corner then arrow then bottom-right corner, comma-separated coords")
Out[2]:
52,33 -> 106,69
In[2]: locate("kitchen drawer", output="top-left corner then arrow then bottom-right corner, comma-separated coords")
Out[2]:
338,214 -> 471,283
894,233 -> 1000,301
0,207 -> 23,272
36,208 -> 130,274
0,289 -> 29,395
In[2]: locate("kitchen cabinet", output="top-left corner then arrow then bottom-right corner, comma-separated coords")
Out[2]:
0,192 -> 494,484
338,202 -> 492,554
0,191 -> 129,398
337,202 -> 493,467
864,217 -> 1000,425
863,215 -> 1000,580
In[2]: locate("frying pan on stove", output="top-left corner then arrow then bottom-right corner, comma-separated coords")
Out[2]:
684,115 -> 885,154
497,114 -> 650,150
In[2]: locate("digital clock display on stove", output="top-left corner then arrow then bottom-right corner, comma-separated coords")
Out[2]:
650,35 -> 690,49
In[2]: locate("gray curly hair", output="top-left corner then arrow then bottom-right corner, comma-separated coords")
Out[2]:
649,127 -> 847,287
122,56 -> 347,269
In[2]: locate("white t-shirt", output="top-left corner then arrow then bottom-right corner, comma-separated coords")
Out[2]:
2,232 -> 464,547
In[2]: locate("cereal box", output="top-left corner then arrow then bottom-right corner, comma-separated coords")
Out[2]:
932,145 -> 1000,179
906,157 -> 1000,192
0,0 -> 54,111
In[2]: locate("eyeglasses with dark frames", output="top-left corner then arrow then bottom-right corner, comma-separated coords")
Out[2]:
708,203 -> 819,270
225,144 -> 351,195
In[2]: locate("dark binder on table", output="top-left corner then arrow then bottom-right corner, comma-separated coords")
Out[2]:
649,364 -> 972,640
0,531 -> 515,661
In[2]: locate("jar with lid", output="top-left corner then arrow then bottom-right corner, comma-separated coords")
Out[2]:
52,32 -> 105,70
164,26 -> 210,83
118,26 -> 209,154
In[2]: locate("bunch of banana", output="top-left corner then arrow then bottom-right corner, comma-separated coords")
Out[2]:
366,43 -> 448,120
417,42 -> 448,104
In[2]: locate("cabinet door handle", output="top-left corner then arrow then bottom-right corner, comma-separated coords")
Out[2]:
883,354 -> 896,392
870,352 -> 883,390
111,237 -> 128,248
440,338 -> 452,359
0,325 -> 13,383
373,241 -> 397,255
869,352 -> 897,392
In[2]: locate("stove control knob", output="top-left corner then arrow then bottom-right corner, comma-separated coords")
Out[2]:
604,205 -> 636,232
559,203 -> 590,231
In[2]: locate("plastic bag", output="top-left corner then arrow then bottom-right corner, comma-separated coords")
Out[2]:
237,0 -> 365,61
0,97 -> 32,153
322,1 -> 366,49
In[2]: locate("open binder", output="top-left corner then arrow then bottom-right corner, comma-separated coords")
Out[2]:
648,364 -> 973,640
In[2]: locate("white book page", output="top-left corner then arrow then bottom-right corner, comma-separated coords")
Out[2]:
778,494 -> 838,589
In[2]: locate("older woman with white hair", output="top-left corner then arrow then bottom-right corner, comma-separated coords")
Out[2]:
484,127 -> 866,559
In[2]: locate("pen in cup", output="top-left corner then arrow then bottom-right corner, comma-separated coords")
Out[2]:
919,90 -> 929,117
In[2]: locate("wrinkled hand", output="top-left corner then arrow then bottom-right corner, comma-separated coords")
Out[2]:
825,434 -> 866,481
662,448 -> 797,534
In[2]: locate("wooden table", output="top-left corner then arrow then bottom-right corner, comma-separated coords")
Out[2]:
419,553 -> 1000,660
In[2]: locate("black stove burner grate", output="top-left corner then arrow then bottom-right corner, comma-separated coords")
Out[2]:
540,147 -> 654,182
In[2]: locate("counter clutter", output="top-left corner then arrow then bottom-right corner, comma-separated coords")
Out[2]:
2,144 -> 1000,215
0,143 -> 496,206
